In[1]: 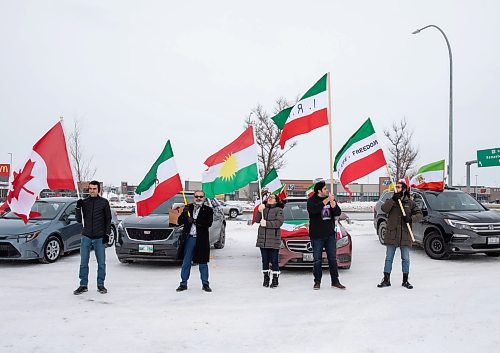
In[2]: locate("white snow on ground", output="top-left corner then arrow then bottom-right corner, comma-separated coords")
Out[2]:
1,221 -> 499,353
338,201 -> 376,212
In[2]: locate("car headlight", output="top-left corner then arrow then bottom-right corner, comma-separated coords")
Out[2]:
444,219 -> 473,231
280,240 -> 285,249
18,231 -> 42,242
336,236 -> 350,248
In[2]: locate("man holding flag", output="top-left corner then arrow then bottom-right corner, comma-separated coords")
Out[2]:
307,180 -> 345,290
377,179 -> 422,289
74,180 -> 112,295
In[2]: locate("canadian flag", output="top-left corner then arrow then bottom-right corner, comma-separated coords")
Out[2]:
6,122 -> 75,223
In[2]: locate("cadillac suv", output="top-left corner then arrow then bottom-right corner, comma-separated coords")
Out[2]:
115,193 -> 226,263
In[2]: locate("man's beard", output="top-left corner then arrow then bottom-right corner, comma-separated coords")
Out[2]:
194,200 -> 204,206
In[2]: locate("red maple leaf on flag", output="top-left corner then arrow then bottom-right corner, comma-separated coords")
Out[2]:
7,159 -> 36,202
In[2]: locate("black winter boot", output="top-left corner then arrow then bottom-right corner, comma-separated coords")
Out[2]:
402,273 -> 413,289
377,272 -> 391,288
262,270 -> 270,287
270,271 -> 280,288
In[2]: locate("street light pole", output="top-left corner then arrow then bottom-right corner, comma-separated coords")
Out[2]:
7,152 -> 13,181
475,174 -> 478,199
412,25 -> 453,186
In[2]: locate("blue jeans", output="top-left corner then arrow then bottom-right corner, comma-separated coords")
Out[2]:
311,235 -> 339,284
260,248 -> 279,272
180,235 -> 209,286
79,235 -> 106,287
383,245 -> 410,273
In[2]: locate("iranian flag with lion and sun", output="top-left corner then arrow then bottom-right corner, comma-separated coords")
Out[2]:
202,126 -> 259,198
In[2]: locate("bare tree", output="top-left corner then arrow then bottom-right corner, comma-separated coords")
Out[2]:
68,119 -> 96,193
245,97 -> 297,178
384,118 -> 419,180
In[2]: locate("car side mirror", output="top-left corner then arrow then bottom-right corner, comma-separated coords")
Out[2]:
68,214 -> 77,222
338,212 -> 349,221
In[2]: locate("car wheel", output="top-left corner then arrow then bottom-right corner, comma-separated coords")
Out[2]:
229,209 -> 238,218
377,222 -> 386,245
214,223 -> 226,249
107,226 -> 116,247
424,231 -> 450,260
485,252 -> 500,257
41,236 -> 62,263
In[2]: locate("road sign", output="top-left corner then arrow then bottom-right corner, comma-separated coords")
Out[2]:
477,148 -> 500,168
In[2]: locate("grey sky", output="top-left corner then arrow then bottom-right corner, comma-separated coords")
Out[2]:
1,0 -> 499,188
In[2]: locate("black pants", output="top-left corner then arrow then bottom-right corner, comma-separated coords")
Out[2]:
260,248 -> 279,271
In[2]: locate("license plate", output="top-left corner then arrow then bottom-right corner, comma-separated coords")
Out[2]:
302,253 -> 314,261
138,244 -> 154,253
487,237 -> 500,245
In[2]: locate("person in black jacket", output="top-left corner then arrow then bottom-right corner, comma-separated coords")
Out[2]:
176,190 -> 214,292
307,180 -> 345,290
73,180 -> 112,295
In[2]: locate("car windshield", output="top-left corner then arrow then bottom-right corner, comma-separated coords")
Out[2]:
150,195 -> 195,214
3,201 -> 65,220
424,191 -> 485,212
283,201 -> 309,221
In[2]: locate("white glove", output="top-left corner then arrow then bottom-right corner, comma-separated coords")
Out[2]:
258,204 -> 265,212
260,220 -> 267,227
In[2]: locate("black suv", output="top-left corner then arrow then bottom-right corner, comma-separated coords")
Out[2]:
115,192 -> 226,263
374,188 -> 500,259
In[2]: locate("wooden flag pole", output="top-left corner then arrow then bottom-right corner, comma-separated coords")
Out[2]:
181,189 -> 191,217
252,125 -> 265,219
385,164 -> 415,242
327,72 -> 334,196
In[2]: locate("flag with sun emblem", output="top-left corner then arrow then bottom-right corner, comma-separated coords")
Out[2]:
202,126 -> 258,198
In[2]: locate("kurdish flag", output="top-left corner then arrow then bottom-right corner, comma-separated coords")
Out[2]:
134,140 -> 183,217
272,74 -> 329,149
410,160 -> 445,191
202,126 -> 258,198
334,118 -> 386,195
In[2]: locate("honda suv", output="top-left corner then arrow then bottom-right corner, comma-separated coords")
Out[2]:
374,188 -> 500,259
115,192 -> 226,263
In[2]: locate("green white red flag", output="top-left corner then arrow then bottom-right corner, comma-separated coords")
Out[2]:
410,160 -> 445,191
305,183 -> 314,198
334,118 -> 386,196
134,140 -> 183,216
252,168 -> 287,223
202,126 -> 258,198
6,122 -> 75,223
272,74 -> 329,149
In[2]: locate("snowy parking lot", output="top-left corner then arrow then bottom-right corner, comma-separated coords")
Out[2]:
1,220 -> 499,353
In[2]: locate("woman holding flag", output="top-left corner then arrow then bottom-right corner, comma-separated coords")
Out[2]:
255,194 -> 284,288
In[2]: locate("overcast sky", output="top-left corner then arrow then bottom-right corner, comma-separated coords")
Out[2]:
1,0 -> 499,188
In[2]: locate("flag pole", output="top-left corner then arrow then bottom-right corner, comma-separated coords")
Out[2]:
251,125 -> 265,219
59,116 -> 81,200
327,72 -> 334,196
385,164 -> 415,242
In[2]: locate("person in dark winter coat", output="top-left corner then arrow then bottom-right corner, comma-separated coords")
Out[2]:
176,190 -> 214,292
73,180 -> 112,295
378,179 -> 423,289
255,194 -> 285,288
307,180 -> 345,290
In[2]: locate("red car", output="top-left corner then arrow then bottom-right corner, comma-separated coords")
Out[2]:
279,198 -> 352,269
